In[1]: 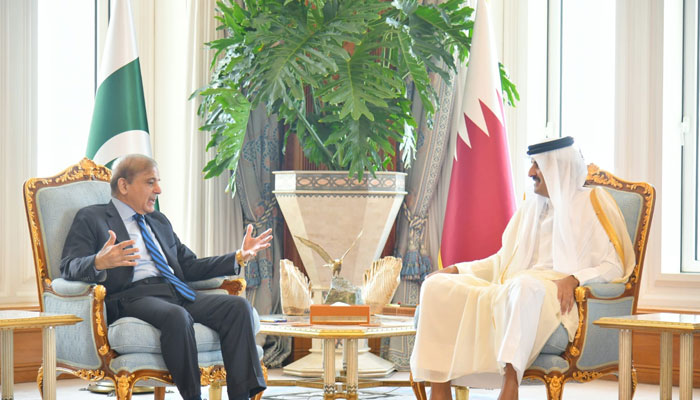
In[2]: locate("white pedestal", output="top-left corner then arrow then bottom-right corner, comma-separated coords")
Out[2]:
283,338 -> 395,378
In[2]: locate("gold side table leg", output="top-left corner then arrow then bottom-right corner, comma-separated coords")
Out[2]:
208,381 -> 222,400
43,326 -> 56,400
659,331 -> 672,400
618,329 -> 632,400
679,333 -> 694,400
1,329 -> 14,400
346,339 -> 358,400
455,386 -> 470,400
323,338 -> 336,400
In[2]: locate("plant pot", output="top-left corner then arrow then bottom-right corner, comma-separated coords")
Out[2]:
273,170 -> 406,292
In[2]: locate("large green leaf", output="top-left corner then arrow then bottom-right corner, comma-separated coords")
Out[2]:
197,82 -> 251,196
318,29 -> 403,122
197,0 -> 518,188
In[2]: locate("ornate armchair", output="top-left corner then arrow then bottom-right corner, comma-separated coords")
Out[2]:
410,165 -> 655,400
522,165 -> 655,399
23,158 -> 266,400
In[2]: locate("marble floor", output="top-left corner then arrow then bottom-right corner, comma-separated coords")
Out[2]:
7,370 -> 700,399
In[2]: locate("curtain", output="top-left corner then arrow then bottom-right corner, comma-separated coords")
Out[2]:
0,0 -> 40,307
235,105 -> 291,367
183,0 -> 245,258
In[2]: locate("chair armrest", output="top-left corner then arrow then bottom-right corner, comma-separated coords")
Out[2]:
565,285 -> 635,371
50,277 -> 93,296
42,282 -> 113,373
190,276 -> 247,296
252,307 -> 261,334
189,277 -> 230,290
584,282 -> 626,299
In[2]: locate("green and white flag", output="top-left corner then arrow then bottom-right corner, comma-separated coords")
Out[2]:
87,0 -> 150,166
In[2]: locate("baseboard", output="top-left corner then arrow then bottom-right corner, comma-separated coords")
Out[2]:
0,328 -> 42,383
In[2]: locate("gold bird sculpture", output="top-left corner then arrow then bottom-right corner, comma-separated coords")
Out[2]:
294,230 -> 363,277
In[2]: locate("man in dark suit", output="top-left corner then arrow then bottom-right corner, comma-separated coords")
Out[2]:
60,154 -> 272,400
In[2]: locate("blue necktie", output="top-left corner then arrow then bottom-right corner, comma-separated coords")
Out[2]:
134,214 -> 196,301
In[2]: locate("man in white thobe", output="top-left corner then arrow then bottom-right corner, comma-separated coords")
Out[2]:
410,137 -> 635,400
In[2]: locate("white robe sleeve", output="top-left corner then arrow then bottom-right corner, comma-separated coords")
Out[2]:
571,239 -> 624,285
454,252 -> 502,281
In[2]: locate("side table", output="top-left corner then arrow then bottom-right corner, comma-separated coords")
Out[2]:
595,313 -> 700,400
0,310 -> 82,400
259,314 -> 415,400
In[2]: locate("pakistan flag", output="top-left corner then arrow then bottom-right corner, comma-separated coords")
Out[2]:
87,0 -> 151,167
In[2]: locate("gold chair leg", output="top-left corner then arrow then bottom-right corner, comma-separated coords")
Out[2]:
252,362 -> 267,400
115,375 -> 135,400
544,375 -> 564,400
409,372 -> 428,400
36,365 -> 44,399
153,386 -> 165,400
455,386 -> 470,400
209,381 -> 222,400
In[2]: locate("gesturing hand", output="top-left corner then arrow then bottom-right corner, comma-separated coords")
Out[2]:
553,275 -> 580,314
94,230 -> 140,270
239,224 -> 273,262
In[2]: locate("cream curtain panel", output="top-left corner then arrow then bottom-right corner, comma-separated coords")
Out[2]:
183,0 -> 244,259
0,0 -> 40,307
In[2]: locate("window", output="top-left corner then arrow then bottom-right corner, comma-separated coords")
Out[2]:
507,0 -> 617,199
542,0 -> 616,170
559,0 -> 616,171
677,0 -> 700,273
37,0 -> 97,176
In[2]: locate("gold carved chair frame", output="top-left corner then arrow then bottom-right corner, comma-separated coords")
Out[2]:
24,158 -> 265,400
409,165 -> 656,400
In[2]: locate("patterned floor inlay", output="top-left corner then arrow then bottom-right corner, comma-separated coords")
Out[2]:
261,386 -> 417,400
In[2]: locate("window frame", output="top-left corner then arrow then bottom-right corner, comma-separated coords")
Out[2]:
679,0 -> 700,273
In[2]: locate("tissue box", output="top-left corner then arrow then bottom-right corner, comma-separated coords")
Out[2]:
309,304 -> 370,325
381,304 -> 417,317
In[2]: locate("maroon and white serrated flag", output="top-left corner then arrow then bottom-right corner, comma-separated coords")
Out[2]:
439,0 -> 515,268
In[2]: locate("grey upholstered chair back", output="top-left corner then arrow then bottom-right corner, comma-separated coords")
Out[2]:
36,181 -> 112,280
597,186 -> 643,253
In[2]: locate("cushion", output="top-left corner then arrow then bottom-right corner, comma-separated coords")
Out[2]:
527,353 -> 570,373
540,324 -> 569,355
108,308 -> 262,355
108,317 -> 222,354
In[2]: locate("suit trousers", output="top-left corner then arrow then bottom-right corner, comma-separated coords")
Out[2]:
117,281 -> 266,400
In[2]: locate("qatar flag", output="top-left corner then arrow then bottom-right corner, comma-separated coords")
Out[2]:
438,0 -> 515,268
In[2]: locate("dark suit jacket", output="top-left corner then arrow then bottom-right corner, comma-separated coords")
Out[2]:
60,200 -> 240,322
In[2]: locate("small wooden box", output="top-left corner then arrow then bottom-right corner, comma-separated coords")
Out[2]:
381,304 -> 417,317
309,304 -> 370,325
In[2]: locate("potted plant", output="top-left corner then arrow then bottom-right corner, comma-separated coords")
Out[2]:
196,0 -> 517,376
195,0 -> 517,288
